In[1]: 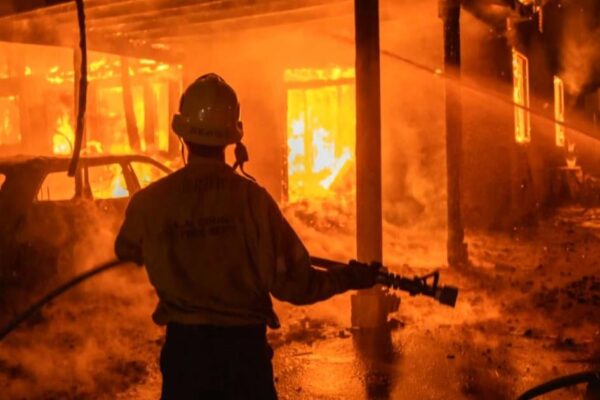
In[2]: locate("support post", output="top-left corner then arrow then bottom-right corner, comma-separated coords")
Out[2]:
120,57 -> 141,152
143,82 -> 156,153
352,0 -> 388,328
168,79 -> 181,157
440,0 -> 468,266
73,46 -> 86,152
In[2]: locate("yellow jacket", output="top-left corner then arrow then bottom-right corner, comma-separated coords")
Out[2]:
115,156 -> 351,328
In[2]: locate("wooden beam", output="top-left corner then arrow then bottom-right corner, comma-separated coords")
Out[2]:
87,0 -> 229,28
0,0 -> 128,21
86,0 -> 342,33
0,18 -> 181,62
120,57 -> 141,151
143,81 -> 157,152
119,1 -> 352,40
167,79 -> 181,157
155,14 -> 353,47
1,0 -> 185,22
0,0 -> 352,62
352,0 -> 384,328
440,0 -> 468,265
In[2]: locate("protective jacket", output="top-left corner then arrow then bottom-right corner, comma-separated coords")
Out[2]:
115,156 -> 351,328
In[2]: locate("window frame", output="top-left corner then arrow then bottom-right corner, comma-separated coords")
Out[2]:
82,162 -> 135,201
34,170 -> 79,203
128,159 -> 170,192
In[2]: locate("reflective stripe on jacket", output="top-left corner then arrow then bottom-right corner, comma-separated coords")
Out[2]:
115,156 -> 351,328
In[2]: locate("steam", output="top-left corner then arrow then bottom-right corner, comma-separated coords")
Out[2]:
560,11 -> 600,96
462,0 -> 600,97
0,204 -> 161,399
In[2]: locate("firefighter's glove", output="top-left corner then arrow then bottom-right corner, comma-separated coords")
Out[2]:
346,260 -> 381,290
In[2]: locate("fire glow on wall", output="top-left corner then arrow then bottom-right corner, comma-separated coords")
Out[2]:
0,96 -> 20,147
512,49 -> 531,144
284,67 -> 356,202
553,76 -> 565,148
0,41 -> 180,157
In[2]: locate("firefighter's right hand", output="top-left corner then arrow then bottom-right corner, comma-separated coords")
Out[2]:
346,260 -> 381,290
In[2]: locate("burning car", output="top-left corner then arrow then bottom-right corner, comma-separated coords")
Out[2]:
0,154 -> 171,319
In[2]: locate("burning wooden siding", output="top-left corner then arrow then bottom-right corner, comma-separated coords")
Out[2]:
0,41 -> 182,158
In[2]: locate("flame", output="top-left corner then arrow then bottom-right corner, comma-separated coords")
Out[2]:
0,95 -> 21,146
0,42 -> 181,168
566,141 -> 577,168
512,49 -> 531,144
285,67 -> 355,202
42,54 -> 176,86
52,112 -> 75,155
553,76 -> 566,147
86,164 -> 130,199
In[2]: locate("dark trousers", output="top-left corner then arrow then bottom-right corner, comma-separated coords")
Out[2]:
160,323 -> 277,400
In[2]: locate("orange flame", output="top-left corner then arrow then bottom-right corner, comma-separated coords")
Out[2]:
512,49 -> 531,144
52,112 -> 74,155
285,67 -> 356,202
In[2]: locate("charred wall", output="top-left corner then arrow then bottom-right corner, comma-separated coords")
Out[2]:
460,2 -> 600,230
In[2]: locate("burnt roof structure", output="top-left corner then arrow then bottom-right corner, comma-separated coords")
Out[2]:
0,0 -> 359,62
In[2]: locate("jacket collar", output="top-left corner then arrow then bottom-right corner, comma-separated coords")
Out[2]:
186,155 -> 233,172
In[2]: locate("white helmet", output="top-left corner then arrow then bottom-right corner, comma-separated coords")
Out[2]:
171,73 -> 243,146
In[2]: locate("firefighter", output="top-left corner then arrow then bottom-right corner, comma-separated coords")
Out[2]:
114,73 -> 379,399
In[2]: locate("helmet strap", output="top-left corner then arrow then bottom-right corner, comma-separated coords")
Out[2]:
232,142 -> 256,182
179,137 -> 187,166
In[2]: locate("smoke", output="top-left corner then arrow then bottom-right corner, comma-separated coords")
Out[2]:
462,0 -> 600,97
462,0 -> 519,30
0,264 -> 162,399
559,5 -> 600,96
0,202 -> 162,399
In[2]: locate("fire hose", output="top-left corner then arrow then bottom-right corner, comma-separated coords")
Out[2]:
517,370 -> 600,400
310,257 -> 459,307
0,259 -> 125,342
0,257 -> 458,342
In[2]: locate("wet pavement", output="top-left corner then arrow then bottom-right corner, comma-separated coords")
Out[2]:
0,207 -> 599,399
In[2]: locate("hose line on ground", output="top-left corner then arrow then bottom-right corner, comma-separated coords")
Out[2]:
0,259 -> 125,342
517,371 -> 600,399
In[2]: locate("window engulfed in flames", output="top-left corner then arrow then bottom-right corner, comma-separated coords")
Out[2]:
47,55 -> 177,156
512,49 -> 531,144
553,76 -> 565,148
0,95 -> 21,147
0,43 -> 178,200
285,67 -> 355,202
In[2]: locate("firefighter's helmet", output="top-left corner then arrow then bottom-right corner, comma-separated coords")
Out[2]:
171,73 -> 243,146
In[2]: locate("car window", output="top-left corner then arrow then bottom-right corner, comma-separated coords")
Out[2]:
87,163 -> 129,199
131,161 -> 168,189
36,172 -> 75,201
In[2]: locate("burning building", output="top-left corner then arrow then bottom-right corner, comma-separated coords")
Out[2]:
0,42 -> 182,158
0,1 -> 447,232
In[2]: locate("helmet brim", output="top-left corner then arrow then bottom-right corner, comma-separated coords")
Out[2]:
172,114 -> 243,146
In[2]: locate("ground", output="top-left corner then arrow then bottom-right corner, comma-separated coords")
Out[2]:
0,207 -> 599,399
